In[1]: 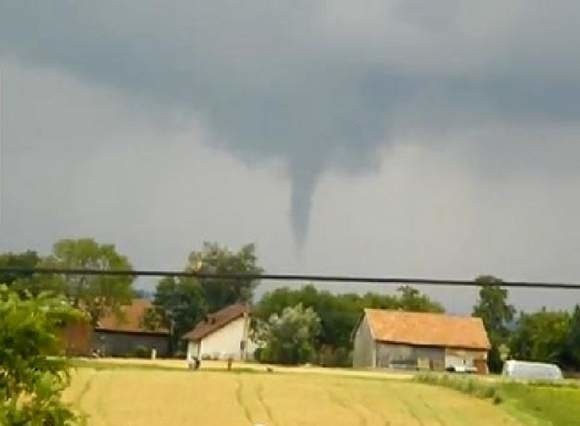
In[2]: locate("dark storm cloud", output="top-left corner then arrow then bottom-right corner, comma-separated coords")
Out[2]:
2,0 -> 580,244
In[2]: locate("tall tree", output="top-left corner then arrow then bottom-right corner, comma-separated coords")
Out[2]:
0,250 -> 40,288
564,305 -> 580,369
187,242 -> 263,312
396,285 -> 445,313
510,308 -> 570,364
149,276 -> 206,352
44,238 -> 134,326
472,275 -> 515,372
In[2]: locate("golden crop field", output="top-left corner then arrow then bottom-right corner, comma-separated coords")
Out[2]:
64,364 -> 523,426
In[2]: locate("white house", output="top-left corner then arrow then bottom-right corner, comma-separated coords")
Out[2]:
182,304 -> 254,361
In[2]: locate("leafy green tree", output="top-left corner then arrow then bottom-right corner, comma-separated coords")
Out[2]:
0,286 -> 83,425
472,275 -> 516,372
0,250 -> 41,293
256,285 -> 365,352
187,242 -> 263,312
397,285 -> 445,313
357,292 -> 399,309
44,238 -> 134,326
150,277 -> 206,352
510,308 -> 570,364
563,305 -> 580,370
255,284 -> 444,365
254,303 -> 321,365
141,305 -> 165,331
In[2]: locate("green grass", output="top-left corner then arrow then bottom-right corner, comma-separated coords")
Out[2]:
416,373 -> 580,426
69,358 -> 260,374
415,373 -> 501,402
500,382 -> 580,426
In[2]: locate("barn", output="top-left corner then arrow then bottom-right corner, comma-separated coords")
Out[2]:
93,299 -> 170,357
60,299 -> 170,357
353,309 -> 491,373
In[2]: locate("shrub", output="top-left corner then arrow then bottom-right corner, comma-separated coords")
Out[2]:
253,304 -> 321,365
133,345 -> 151,358
0,286 -> 84,424
253,347 -> 265,363
318,346 -> 352,367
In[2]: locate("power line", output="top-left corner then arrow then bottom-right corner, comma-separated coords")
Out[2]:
1,267 -> 580,289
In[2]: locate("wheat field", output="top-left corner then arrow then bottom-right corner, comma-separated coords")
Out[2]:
64,365 -> 522,426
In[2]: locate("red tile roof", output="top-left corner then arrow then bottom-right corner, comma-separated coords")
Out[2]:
96,299 -> 168,334
182,304 -> 249,341
364,309 -> 491,350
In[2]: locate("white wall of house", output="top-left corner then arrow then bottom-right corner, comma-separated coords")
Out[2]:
187,341 -> 200,360
187,315 -> 253,361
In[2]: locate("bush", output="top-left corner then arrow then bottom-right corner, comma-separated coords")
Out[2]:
133,345 -> 151,358
318,346 -> 352,367
253,304 -> 321,365
253,347 -> 265,363
0,286 -> 84,424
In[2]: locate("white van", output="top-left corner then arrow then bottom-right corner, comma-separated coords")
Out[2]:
502,360 -> 563,380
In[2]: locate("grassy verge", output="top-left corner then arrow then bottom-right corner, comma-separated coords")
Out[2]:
500,382 -> 580,426
416,373 -> 580,426
69,358 -> 260,374
415,373 -> 502,402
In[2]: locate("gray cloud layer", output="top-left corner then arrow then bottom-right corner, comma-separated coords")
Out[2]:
2,1 -> 580,249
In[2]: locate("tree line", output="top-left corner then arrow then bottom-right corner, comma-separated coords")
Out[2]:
1,238 -> 579,371
473,275 -> 580,372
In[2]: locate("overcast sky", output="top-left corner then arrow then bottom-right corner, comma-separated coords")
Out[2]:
1,1 -> 580,312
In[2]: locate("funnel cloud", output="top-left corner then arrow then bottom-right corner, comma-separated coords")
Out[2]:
2,0 -> 580,253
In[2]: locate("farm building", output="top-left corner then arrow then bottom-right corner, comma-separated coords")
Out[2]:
183,304 -> 254,361
92,299 -> 170,357
353,309 -> 490,373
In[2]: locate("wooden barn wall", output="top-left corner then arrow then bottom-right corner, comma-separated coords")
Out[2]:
376,343 -> 445,370
352,316 -> 376,368
93,331 -> 170,357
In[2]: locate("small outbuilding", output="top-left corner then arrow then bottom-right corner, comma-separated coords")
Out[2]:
502,360 -> 563,380
182,304 -> 253,361
353,309 -> 491,373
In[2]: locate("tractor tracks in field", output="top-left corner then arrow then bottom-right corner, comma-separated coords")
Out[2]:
397,392 -> 447,426
256,382 -> 278,426
73,369 -> 97,408
235,376 -> 254,425
420,397 -> 445,426
326,388 -> 369,426
95,370 -> 114,426
235,376 -> 278,426
397,395 -> 425,426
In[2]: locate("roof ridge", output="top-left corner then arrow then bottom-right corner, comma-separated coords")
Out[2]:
364,308 -> 482,320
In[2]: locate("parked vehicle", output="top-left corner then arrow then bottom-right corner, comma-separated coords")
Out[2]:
445,365 -> 477,374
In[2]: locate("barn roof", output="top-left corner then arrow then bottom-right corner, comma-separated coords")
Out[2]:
96,299 -> 169,335
363,309 -> 491,350
182,304 -> 249,341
